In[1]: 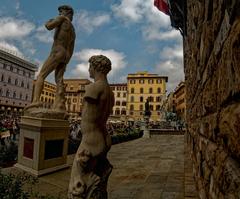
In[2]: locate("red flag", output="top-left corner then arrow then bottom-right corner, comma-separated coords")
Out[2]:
154,0 -> 169,15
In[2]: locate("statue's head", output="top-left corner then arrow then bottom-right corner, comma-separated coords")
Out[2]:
88,55 -> 112,76
58,5 -> 74,20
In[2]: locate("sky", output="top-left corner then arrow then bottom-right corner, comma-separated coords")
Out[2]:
0,0 -> 184,93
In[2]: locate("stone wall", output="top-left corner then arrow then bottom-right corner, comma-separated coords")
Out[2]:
184,1 -> 240,198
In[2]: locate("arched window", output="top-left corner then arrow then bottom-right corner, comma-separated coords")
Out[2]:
27,83 -> 29,89
0,88 -> 2,96
149,88 -> 153,93
13,91 -> 16,98
130,96 -> 134,102
115,109 -> 120,115
140,96 -> 144,102
140,88 -> 144,93
15,79 -> 18,86
21,81 -> 24,87
131,88 -> 134,93
157,87 -> 161,93
1,74 -> 4,82
130,104 -> 134,111
139,104 -> 143,111
116,101 -> 120,106
26,94 -> 28,100
20,93 -> 22,99
8,77 -> 11,84
10,66 -> 13,71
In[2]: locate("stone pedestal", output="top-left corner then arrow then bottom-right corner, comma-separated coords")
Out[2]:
143,116 -> 151,138
15,116 -> 69,176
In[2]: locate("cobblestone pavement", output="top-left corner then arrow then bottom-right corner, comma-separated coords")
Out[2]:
6,135 -> 198,198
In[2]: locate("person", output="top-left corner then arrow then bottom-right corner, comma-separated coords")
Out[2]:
68,55 -> 114,198
26,5 -> 75,111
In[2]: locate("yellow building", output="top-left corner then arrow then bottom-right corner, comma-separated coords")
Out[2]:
109,83 -> 127,121
127,71 -> 168,121
33,80 -> 56,108
64,79 -> 91,120
174,81 -> 186,121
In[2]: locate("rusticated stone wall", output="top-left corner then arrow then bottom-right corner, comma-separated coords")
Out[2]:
184,1 -> 240,198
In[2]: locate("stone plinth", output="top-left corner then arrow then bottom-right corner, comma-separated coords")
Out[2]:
15,116 -> 69,176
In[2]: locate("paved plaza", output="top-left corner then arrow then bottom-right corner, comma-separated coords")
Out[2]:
7,134 -> 198,198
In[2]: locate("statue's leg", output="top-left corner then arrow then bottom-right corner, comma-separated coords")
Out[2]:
30,54 -> 60,107
68,148 -> 100,199
52,63 -> 66,111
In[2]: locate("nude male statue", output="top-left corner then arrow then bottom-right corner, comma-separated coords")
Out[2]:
26,5 -> 75,111
68,55 -> 114,199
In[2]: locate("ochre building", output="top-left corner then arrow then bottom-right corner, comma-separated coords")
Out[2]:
33,80 -> 56,109
127,71 -> 168,121
109,83 -> 127,121
64,79 -> 91,120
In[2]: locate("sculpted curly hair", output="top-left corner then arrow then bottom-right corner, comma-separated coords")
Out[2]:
89,55 -> 112,75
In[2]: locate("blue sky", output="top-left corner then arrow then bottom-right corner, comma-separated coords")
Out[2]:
0,0 -> 184,92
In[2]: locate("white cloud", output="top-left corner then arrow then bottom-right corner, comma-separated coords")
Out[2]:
0,41 -> 23,57
35,26 -> 53,43
111,0 -> 181,41
74,10 -> 110,33
154,43 -> 184,92
0,17 -> 35,39
72,48 -> 127,81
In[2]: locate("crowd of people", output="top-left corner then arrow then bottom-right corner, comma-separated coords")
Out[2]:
0,113 -> 20,146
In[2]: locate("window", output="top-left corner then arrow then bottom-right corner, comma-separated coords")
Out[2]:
115,109 -> 120,115
26,95 -> 28,101
148,79 -> 153,84
41,96 -> 44,101
3,63 -> 6,69
73,104 -> 76,112
140,96 -> 144,102
149,88 -> 153,93
156,96 -> 161,102
157,79 -> 162,84
139,79 -> 144,84
139,104 -> 143,111
121,109 -> 126,115
8,77 -> 11,84
73,98 -> 77,103
117,92 -> 120,97
10,66 -> 13,71
13,92 -> 16,98
21,81 -> 24,87
112,87 -> 115,91
20,93 -> 22,99
130,96 -> 134,102
131,88 -> 134,93
156,105 -> 161,110
1,74 -> 4,82
149,96 -> 154,102
150,105 -> 153,111
6,90 -> 10,97
123,93 -> 126,97
15,79 -> 18,85
122,101 -> 126,106
0,88 -> 2,96
27,83 -> 29,89
157,87 -> 161,93
116,101 -> 120,106
140,88 -> 144,94
130,105 -> 134,111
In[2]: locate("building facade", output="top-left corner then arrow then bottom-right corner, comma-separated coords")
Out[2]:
127,71 -> 168,121
33,80 -> 56,109
174,81 -> 186,121
109,83 -> 127,120
0,48 -> 37,114
64,79 -> 91,120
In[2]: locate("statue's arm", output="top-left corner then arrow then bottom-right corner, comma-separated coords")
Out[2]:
84,83 -> 102,104
45,16 -> 65,30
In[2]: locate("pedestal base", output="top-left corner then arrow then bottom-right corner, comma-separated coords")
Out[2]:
16,116 -> 69,176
